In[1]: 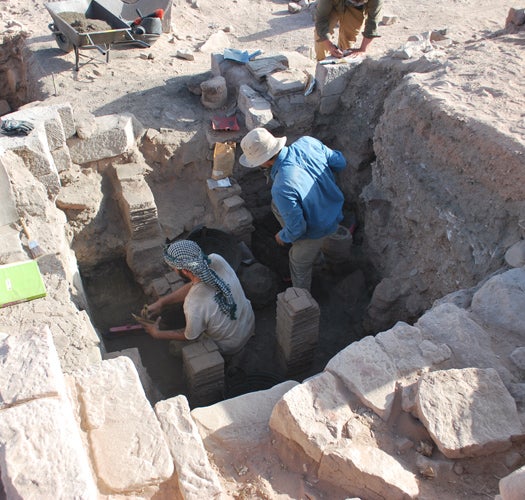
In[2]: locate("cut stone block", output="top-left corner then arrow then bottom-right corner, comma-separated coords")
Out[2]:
318,443 -> 419,499
155,395 -> 224,500
267,68 -> 307,96
0,398 -> 97,499
246,54 -> 289,81
325,335 -> 398,420
191,380 -> 298,449
0,327 -> 67,409
72,356 -> 174,492
270,372 -> 357,462
416,367 -> 523,459
67,114 -> 136,164
237,84 -> 274,130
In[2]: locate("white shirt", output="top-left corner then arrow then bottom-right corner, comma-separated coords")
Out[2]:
183,254 -> 255,354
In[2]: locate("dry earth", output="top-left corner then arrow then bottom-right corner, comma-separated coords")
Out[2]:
1,0 -> 524,499
1,0 -> 522,133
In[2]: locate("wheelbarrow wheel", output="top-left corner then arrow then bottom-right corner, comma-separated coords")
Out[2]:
54,32 -> 74,53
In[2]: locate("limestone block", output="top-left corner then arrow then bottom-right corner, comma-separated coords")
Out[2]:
237,84 -> 273,130
222,194 -> 245,213
51,145 -> 73,173
222,207 -> 254,234
499,464 -> 525,500
155,396 -> 224,500
200,76 -> 228,110
272,93 -> 316,130
0,123 -> 60,198
315,62 -> 354,97
207,179 -> 243,209
270,372 -> 357,462
67,114 -> 136,164
416,303 -> 512,383
55,170 -> 103,211
104,348 -> 163,405
246,55 -> 289,81
318,443 -> 419,499
126,237 -> 167,285
73,356 -> 174,492
0,224 -> 25,263
267,68 -> 307,97
0,398 -> 97,499
325,335 -> 398,420
471,268 -> 525,337
191,380 -> 298,449
375,322 -> 451,376
0,327 -> 67,409
416,368 -> 523,459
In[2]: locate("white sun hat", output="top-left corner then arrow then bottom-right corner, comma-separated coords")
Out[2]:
239,128 -> 287,168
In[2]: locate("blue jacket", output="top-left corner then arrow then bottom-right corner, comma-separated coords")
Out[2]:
270,136 -> 347,243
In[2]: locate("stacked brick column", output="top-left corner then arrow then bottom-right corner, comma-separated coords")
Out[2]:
276,287 -> 320,377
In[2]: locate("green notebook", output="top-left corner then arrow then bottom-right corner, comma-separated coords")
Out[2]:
0,260 -> 47,308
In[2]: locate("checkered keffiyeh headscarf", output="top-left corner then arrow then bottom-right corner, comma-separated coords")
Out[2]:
163,240 -> 237,320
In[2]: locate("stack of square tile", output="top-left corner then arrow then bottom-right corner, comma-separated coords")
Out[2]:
182,338 -> 224,407
276,287 -> 320,376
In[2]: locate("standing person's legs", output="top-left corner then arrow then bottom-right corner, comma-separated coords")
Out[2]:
271,201 -> 323,290
314,10 -> 341,60
289,237 -> 324,291
337,7 -> 364,51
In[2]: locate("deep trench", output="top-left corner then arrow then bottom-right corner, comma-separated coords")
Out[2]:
79,156 -> 380,408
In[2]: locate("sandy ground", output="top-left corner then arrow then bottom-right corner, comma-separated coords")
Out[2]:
1,0 -> 524,498
1,0 -> 522,133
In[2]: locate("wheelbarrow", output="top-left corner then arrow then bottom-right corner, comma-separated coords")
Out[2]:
45,0 -> 155,71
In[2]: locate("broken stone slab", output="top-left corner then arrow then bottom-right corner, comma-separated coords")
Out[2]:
67,114 -> 136,164
237,84 -> 274,130
270,371 -> 359,463
71,356 -> 174,492
0,327 -> 67,409
155,395 -> 224,500
267,68 -> 308,97
246,54 -> 289,81
416,367 -> 523,459
375,322 -> 451,376
0,397 -> 97,499
318,443 -> 419,499
191,380 -> 298,450
325,335 -> 398,420
416,303 -> 513,384
470,268 -> 525,337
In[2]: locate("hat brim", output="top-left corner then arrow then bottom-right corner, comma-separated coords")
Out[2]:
239,136 -> 287,168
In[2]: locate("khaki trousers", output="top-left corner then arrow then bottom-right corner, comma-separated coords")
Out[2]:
314,6 -> 365,60
272,201 -> 325,292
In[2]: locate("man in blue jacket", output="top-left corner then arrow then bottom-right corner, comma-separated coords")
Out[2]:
240,128 -> 347,291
